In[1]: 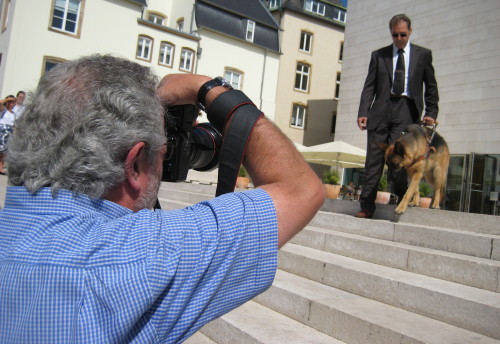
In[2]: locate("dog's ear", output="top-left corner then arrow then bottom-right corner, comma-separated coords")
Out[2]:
394,141 -> 405,157
377,142 -> 389,151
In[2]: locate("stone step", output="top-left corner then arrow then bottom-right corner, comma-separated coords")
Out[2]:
184,331 -> 217,344
292,225 -> 500,292
279,243 -> 500,339
322,198 -> 500,236
310,211 -> 500,260
198,300 -> 346,344
254,269 -> 500,344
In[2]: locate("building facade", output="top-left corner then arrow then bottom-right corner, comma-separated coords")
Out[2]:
0,0 -> 279,120
264,0 -> 346,146
336,0 -> 500,215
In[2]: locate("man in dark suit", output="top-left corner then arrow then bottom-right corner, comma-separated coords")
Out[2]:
355,14 -> 439,218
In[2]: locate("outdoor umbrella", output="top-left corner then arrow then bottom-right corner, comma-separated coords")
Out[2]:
299,140 -> 366,169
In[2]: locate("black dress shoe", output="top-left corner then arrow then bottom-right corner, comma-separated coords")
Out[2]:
354,209 -> 374,219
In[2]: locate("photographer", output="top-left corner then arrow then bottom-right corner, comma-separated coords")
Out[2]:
0,55 -> 324,343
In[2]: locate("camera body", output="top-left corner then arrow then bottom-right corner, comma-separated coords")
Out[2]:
162,104 -> 222,182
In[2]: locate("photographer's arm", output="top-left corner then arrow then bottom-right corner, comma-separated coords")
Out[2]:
157,74 -> 325,248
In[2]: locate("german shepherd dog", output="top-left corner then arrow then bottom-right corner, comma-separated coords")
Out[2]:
379,124 -> 450,214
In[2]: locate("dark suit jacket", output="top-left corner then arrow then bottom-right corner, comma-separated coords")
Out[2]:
358,43 -> 439,131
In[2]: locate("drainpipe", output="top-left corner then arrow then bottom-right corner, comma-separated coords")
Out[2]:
259,49 -> 268,110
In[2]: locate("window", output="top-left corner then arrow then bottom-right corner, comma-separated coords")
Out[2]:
335,72 -> 341,99
330,111 -> 337,136
300,31 -> 312,53
148,13 -> 165,25
51,0 -> 82,35
291,104 -> 306,129
159,42 -> 174,67
179,48 -> 194,72
339,41 -> 344,62
295,63 -> 310,92
246,20 -> 255,42
333,7 -> 346,23
136,35 -> 153,61
224,69 -> 243,90
269,0 -> 281,9
43,56 -> 66,75
304,0 -> 325,16
177,18 -> 184,31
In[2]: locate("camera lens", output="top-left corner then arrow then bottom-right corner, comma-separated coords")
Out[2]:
189,122 -> 222,171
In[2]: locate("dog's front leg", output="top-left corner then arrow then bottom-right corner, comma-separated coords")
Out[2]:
395,171 -> 423,214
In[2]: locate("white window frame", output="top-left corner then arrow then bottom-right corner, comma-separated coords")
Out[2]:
148,13 -> 165,25
333,8 -> 346,23
304,0 -> 325,16
269,0 -> 281,9
179,48 -> 194,72
335,72 -> 341,99
177,18 -> 184,31
136,35 -> 153,61
51,0 -> 82,35
224,69 -> 243,90
299,31 -> 312,53
291,104 -> 306,129
246,20 -> 255,42
295,63 -> 310,92
159,42 -> 174,67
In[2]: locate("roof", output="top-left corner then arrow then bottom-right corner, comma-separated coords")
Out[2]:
199,0 -> 280,28
195,0 -> 280,52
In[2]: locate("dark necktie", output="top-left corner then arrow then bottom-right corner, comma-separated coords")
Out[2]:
393,48 -> 405,95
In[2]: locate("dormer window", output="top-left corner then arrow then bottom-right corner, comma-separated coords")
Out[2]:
304,0 -> 325,16
148,13 -> 165,26
333,7 -> 346,23
246,20 -> 255,42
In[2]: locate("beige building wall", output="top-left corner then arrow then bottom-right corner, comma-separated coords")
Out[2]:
273,10 -> 344,146
336,0 -> 500,155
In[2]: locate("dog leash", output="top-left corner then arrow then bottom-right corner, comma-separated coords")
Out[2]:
407,122 -> 438,167
422,121 -> 438,159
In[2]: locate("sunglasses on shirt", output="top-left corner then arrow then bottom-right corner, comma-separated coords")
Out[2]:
392,33 -> 408,38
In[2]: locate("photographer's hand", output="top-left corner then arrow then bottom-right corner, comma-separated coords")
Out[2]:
157,74 -> 227,108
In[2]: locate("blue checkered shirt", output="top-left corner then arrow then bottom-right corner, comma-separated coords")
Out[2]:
0,186 -> 277,343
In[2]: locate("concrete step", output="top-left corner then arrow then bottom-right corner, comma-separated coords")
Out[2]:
254,270 -> 500,344
184,331 -> 217,344
322,198 -> 500,236
279,243 -> 500,339
292,225 -> 500,292
198,300 -> 346,344
310,211 -> 500,260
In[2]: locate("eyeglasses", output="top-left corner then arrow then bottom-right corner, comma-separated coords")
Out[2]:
392,33 -> 408,38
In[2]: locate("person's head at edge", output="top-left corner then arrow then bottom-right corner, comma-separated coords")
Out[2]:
6,54 -> 167,211
3,95 -> 16,111
389,14 -> 412,50
15,91 -> 26,106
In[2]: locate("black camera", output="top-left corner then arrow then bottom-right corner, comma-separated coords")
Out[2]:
162,104 -> 223,182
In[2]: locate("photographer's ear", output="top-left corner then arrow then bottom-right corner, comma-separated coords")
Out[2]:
125,142 -> 148,192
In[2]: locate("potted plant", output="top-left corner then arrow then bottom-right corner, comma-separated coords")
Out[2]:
419,181 -> 433,208
375,174 -> 391,204
322,169 -> 341,199
235,165 -> 251,189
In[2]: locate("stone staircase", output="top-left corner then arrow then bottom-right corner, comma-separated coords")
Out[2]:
160,176 -> 500,344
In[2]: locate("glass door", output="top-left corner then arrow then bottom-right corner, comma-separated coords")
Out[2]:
445,155 -> 467,212
466,153 -> 497,214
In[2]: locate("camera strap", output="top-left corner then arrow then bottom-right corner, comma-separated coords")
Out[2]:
207,90 -> 263,196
